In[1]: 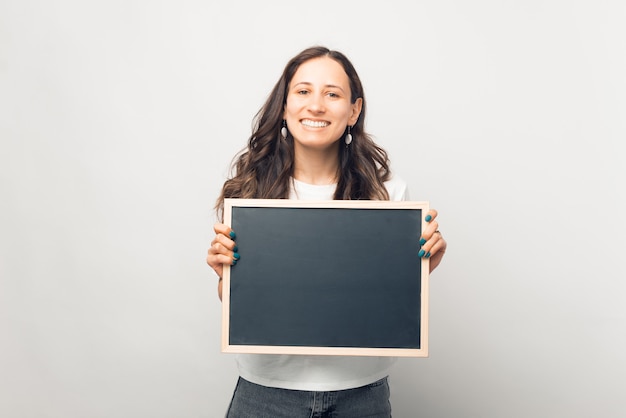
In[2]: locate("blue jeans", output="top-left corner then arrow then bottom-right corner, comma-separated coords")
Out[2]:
225,376 -> 392,418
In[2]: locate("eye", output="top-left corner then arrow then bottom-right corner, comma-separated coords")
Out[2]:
297,89 -> 309,95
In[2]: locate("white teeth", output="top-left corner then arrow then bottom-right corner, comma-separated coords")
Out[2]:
301,120 -> 329,128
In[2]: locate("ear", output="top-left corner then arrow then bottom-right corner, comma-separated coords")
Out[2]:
349,98 -> 363,126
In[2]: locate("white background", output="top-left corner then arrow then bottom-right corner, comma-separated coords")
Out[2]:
1,1 -> 625,417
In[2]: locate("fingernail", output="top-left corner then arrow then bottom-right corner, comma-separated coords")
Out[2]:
425,215 -> 432,222
418,249 -> 425,257
425,252 -> 431,258
233,252 -> 240,260
233,246 -> 238,252
229,231 -> 236,239
419,238 -> 427,246
231,259 -> 237,266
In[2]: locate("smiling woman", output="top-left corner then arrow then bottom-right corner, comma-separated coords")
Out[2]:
206,46 -> 447,417
213,47 -> 396,220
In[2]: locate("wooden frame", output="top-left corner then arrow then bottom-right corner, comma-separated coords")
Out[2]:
222,198 -> 430,357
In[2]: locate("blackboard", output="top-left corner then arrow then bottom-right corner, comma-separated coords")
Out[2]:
222,199 -> 430,357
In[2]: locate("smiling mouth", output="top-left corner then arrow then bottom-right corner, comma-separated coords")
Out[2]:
301,119 -> 329,128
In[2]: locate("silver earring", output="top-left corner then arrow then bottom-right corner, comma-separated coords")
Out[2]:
344,126 -> 353,145
281,120 -> 288,140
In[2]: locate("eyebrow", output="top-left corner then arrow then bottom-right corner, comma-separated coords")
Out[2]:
293,82 -> 346,93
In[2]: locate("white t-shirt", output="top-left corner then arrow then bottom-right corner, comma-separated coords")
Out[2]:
236,175 -> 410,391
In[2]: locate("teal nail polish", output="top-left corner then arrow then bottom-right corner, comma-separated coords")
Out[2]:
233,252 -> 240,260
425,252 -> 431,258
233,246 -> 238,252
425,214 -> 432,222
419,238 -> 427,246
418,249 -> 425,257
231,259 -> 237,266
229,231 -> 236,239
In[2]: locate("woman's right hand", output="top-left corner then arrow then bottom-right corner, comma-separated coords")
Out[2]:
207,223 -> 239,298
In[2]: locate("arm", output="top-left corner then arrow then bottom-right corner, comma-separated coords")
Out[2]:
206,223 -> 239,300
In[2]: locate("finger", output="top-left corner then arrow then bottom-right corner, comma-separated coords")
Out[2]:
214,222 -> 236,240
207,253 -> 224,278
423,234 -> 445,259
419,227 -> 442,258
420,220 -> 439,242
212,232 -> 237,252
428,241 -> 446,272
208,241 -> 239,264
424,209 -> 438,223
208,252 -> 238,267
206,251 -> 236,279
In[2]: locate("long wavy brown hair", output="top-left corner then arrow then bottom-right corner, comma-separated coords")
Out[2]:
215,46 -> 391,220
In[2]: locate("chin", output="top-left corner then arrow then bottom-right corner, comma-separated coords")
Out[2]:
295,138 -> 340,150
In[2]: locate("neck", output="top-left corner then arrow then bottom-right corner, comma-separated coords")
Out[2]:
293,144 -> 340,185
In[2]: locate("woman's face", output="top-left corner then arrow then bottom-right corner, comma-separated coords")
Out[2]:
284,57 -> 362,153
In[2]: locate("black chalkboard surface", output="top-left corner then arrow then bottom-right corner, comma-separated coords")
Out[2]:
221,199 -> 429,357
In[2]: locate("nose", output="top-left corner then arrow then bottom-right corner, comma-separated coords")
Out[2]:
307,92 -> 325,114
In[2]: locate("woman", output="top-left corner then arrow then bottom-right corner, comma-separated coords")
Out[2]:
207,46 -> 446,418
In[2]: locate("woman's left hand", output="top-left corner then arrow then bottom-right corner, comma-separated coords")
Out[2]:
419,209 -> 447,273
